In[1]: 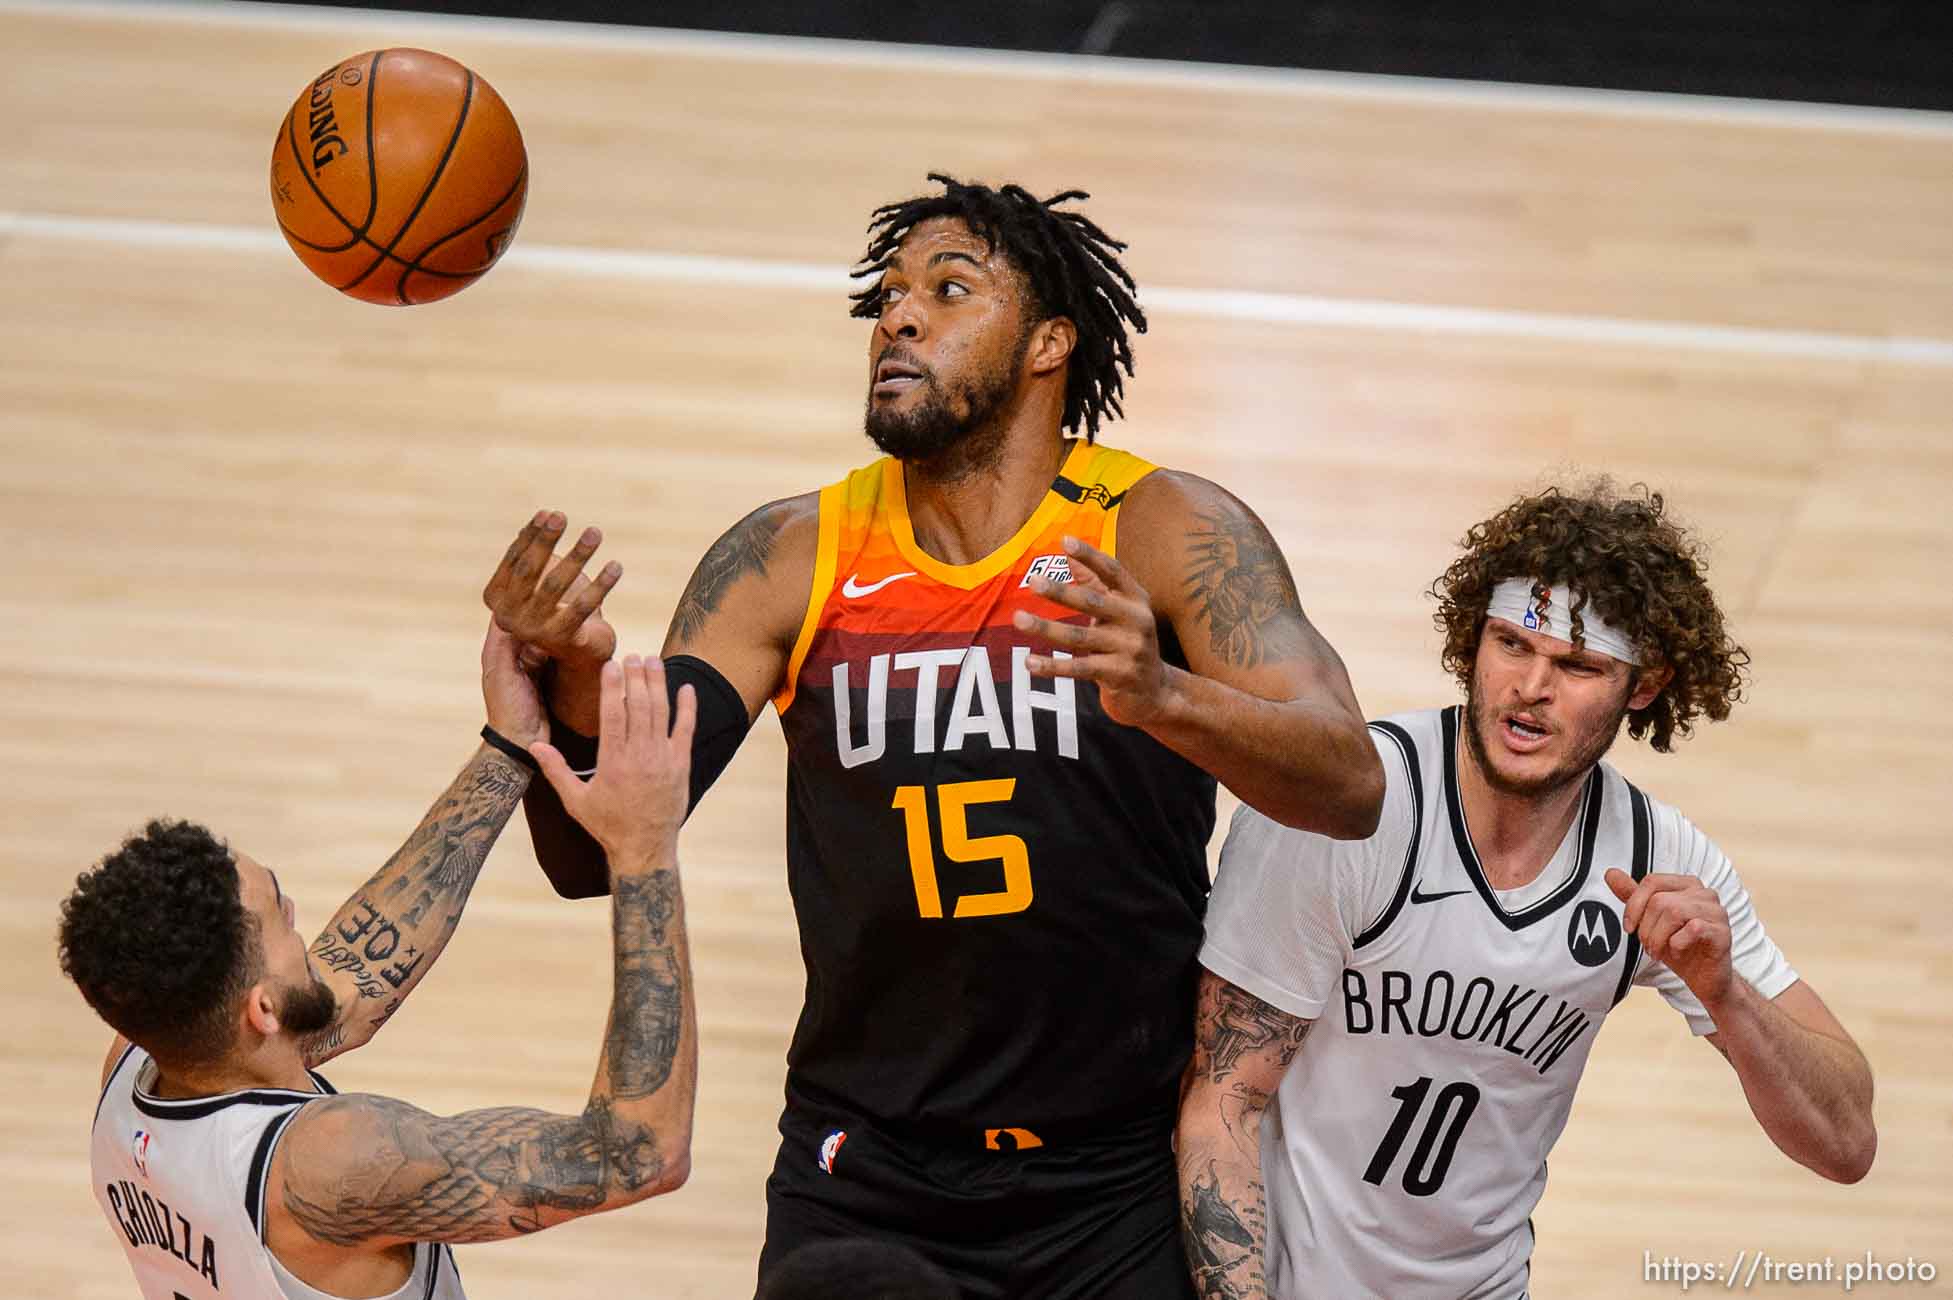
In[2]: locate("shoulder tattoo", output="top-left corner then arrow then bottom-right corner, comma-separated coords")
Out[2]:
670,502 -> 787,644
1183,507 -> 1307,669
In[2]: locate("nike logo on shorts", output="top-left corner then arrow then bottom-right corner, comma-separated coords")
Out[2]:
842,571 -> 917,598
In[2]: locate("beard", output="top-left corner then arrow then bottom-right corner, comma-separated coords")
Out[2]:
1462,669 -> 1632,801
863,330 -> 1030,473
276,972 -> 339,1036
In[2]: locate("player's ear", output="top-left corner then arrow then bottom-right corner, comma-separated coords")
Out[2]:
1029,315 -> 1076,376
1627,663 -> 1672,711
243,983 -> 281,1039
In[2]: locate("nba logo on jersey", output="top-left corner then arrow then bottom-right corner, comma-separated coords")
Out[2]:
817,1130 -> 847,1175
130,1130 -> 151,1178
1524,585 -> 1551,630
1022,554 -> 1073,587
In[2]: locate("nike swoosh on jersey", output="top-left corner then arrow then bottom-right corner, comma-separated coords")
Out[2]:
841,571 -> 917,598
1408,883 -> 1471,904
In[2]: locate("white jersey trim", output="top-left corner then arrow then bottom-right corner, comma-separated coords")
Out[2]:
1439,707 -> 1606,930
1352,719 -> 1425,948
1200,942 -> 1327,1021
93,1041 -> 141,1130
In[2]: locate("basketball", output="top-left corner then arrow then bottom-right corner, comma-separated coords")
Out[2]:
269,48 -> 527,305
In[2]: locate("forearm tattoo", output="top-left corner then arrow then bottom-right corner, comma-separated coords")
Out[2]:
670,501 -> 785,644
285,868 -> 689,1244
604,872 -> 684,1100
1183,506 -> 1308,670
1180,977 -> 1312,1298
281,1095 -> 666,1244
1182,1160 -> 1265,1300
302,749 -> 530,1062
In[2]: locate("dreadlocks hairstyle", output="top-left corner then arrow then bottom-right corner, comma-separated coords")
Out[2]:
1429,481 -> 1750,753
848,173 -> 1145,442
58,819 -> 261,1067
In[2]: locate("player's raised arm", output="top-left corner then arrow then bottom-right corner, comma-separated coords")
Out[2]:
1017,470 -> 1383,837
478,510 -> 624,897
269,656 -> 699,1265
481,499 -> 813,898
1177,969 -> 1309,1299
299,619 -> 550,1065
658,495 -> 819,709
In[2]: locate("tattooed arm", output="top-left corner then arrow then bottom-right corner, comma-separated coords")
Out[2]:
268,657 -> 699,1286
535,493 -> 815,730
301,623 -> 547,1066
483,496 -> 815,899
657,493 -> 816,708
1019,471 -> 1382,837
1177,969 -> 1312,1300
299,746 -> 530,1066
271,873 -> 693,1251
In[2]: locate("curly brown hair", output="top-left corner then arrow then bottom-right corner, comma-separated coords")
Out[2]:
1429,481 -> 1749,752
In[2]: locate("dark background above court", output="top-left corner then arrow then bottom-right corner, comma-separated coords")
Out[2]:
310,0 -> 1953,112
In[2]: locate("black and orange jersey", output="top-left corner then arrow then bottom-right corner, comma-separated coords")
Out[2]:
773,439 -> 1217,1133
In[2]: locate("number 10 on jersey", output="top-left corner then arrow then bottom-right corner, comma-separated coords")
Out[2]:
892,780 -> 1033,918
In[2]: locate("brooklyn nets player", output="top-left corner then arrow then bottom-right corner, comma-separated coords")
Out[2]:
64,629 -> 699,1299
1176,484 -> 1877,1299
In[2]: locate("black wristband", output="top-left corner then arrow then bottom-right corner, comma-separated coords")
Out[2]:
480,724 -> 541,772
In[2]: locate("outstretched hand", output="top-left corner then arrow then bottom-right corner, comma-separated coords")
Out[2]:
482,510 -> 621,670
481,617 -> 549,748
1606,868 -> 1735,1010
1013,535 -> 1176,726
531,656 -> 695,872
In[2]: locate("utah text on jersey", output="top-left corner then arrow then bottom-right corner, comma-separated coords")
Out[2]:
829,643 -> 1079,768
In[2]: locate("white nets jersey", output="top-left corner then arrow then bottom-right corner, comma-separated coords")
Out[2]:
91,1044 -> 465,1300
1201,707 -> 1797,1300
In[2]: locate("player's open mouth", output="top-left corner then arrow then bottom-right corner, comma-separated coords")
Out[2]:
873,359 -> 924,398
1503,715 -> 1551,750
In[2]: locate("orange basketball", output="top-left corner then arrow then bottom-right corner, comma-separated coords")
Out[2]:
269,49 -> 527,306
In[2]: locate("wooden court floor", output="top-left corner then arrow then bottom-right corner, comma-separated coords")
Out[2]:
3,3 -> 1950,1296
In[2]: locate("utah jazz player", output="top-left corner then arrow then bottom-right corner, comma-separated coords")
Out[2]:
482,176 -> 1385,1297
1179,484 -> 1876,1299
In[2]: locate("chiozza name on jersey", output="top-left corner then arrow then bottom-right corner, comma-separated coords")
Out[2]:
102,1177 -> 221,1288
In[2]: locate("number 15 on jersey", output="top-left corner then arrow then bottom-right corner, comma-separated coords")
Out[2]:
892,780 -> 1033,919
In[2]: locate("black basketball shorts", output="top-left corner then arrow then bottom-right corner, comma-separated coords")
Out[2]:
758,1104 -> 1196,1300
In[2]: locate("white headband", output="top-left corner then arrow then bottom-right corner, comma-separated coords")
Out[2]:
1486,578 -> 1643,666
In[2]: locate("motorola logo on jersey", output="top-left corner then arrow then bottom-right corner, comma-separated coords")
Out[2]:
1566,900 -> 1622,966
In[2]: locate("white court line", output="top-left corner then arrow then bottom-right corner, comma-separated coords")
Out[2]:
6,209 -> 1951,366
8,0 -> 1953,136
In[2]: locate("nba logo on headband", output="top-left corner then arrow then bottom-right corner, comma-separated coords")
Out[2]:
1487,577 -> 1643,666
1524,585 -> 1550,631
